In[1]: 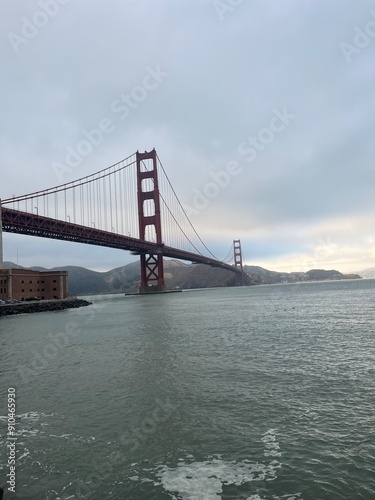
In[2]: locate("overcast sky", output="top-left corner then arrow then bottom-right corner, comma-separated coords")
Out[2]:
1,0 -> 375,273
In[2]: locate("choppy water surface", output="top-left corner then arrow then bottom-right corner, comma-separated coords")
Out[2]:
1,280 -> 375,499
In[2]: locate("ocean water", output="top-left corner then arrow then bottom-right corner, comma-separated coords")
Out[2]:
0,279 -> 374,499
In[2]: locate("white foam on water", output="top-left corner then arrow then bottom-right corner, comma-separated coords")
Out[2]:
18,449 -> 30,460
0,411 -> 56,424
56,481 -> 74,500
247,495 -> 303,500
50,433 -> 73,439
17,411 -> 43,422
1,412 -> 57,441
16,428 -> 40,437
154,456 -> 281,500
261,429 -> 281,458
140,430 -> 304,500
17,411 -> 56,422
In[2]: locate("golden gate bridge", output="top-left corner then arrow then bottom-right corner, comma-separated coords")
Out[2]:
0,149 -> 246,292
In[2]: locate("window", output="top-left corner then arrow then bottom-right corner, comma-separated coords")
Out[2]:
53,280 -> 57,283
53,288 -> 57,291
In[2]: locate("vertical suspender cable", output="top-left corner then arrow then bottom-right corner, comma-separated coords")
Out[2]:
109,169 -> 113,231
114,168 -> 118,233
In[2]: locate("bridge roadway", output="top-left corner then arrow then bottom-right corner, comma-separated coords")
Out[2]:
1,207 -> 240,274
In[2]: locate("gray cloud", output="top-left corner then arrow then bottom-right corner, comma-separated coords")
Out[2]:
1,0 -> 375,272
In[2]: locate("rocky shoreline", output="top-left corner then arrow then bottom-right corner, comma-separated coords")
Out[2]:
0,298 -> 92,317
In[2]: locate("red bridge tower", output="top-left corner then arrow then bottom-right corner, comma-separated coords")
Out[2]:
233,239 -> 244,286
136,149 -> 166,293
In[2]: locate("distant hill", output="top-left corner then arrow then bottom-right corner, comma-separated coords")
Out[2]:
2,260 -> 362,296
3,262 -> 23,270
244,266 -> 361,284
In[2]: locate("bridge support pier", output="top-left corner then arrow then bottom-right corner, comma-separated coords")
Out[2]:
139,253 -> 166,293
136,149 -> 166,293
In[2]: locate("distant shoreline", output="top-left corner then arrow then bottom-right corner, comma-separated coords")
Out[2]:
0,298 -> 92,317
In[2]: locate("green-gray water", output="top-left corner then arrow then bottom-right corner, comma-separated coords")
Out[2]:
1,280 -> 375,499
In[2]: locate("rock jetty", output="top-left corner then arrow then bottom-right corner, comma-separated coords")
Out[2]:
0,298 -> 92,317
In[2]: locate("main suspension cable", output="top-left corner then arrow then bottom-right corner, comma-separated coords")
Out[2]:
156,153 -> 219,260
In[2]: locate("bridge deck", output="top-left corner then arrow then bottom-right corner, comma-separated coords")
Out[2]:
1,207 -> 240,274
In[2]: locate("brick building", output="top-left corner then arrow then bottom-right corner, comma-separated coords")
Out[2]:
0,269 -> 68,301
